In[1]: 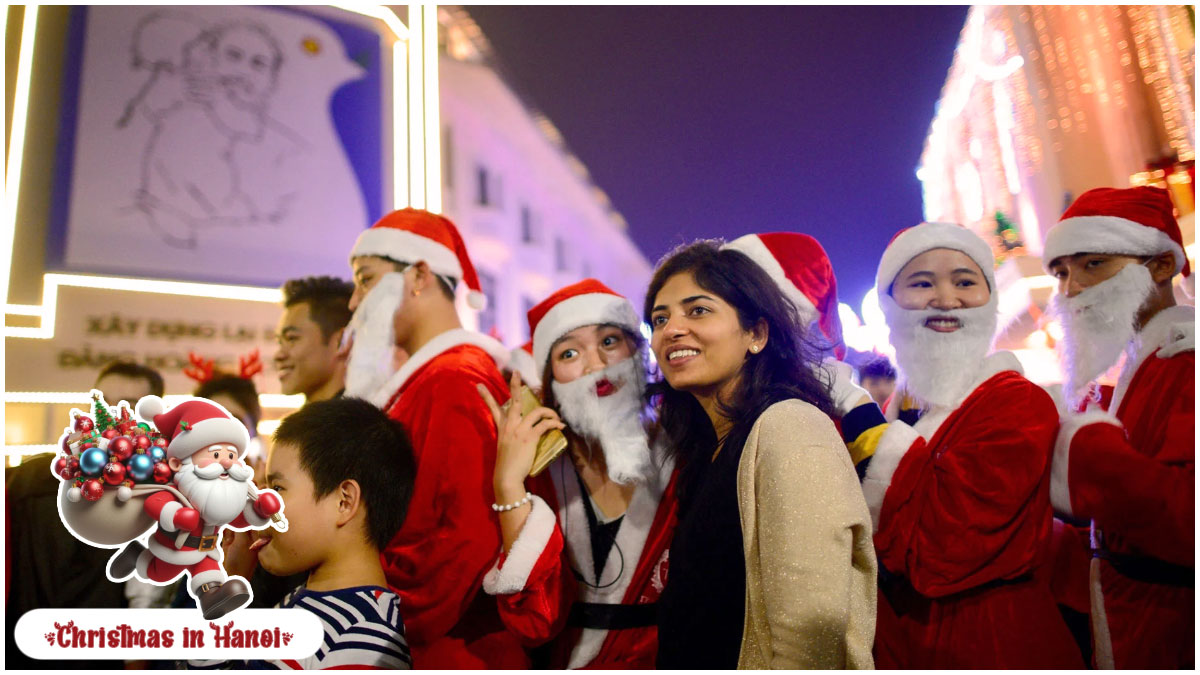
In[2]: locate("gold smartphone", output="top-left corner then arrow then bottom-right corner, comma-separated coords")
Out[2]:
502,386 -> 569,477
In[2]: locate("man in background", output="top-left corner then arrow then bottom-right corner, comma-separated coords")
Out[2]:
275,276 -> 353,403
857,355 -> 898,407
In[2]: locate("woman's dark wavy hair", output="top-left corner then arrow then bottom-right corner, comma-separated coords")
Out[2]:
643,240 -> 835,504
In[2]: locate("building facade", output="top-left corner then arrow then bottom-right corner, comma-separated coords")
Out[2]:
914,5 -> 1195,383
438,7 -> 652,346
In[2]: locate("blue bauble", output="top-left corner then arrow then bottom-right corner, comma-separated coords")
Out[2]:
127,453 -> 154,481
79,448 -> 107,476
149,446 -> 166,462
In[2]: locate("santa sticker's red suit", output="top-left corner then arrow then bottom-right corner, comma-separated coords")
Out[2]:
106,396 -> 283,620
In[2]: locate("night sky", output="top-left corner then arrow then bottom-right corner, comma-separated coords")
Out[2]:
463,5 -> 970,313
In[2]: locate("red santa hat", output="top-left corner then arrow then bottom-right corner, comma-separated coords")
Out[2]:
528,279 -> 641,371
135,396 -> 249,461
1042,186 -> 1191,282
725,232 -> 846,359
876,221 -> 996,293
349,208 -> 487,310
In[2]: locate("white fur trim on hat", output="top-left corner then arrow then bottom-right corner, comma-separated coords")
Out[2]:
532,293 -> 641,369
350,227 -> 464,280
1051,410 -> 1121,518
167,417 -> 250,461
724,234 -> 818,323
135,395 -> 165,422
482,496 -> 558,595
876,222 -> 996,294
1042,215 -> 1187,275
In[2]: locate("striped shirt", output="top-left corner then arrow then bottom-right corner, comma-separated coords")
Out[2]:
189,585 -> 411,670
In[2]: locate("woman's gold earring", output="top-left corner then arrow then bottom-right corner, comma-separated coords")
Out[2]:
750,345 -> 760,354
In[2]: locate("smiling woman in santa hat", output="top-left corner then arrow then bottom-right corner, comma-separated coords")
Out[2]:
645,240 -> 876,669
861,221 -> 1082,668
476,279 -> 678,669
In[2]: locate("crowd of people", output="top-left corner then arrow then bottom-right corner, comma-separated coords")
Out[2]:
5,185 -> 1193,670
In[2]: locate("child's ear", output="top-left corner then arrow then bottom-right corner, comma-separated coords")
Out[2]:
335,479 -> 363,527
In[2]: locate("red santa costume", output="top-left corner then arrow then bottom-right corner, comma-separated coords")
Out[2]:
112,396 -> 277,618
347,209 -> 525,668
861,222 -> 1082,668
1042,186 -> 1195,669
481,280 -> 679,669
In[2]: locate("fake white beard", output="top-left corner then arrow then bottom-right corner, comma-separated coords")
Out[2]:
882,293 -> 998,410
1050,262 -> 1157,409
550,357 -> 653,485
345,272 -> 406,400
174,459 -> 253,526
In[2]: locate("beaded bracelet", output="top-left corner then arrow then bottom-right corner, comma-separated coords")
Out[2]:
492,491 -> 533,512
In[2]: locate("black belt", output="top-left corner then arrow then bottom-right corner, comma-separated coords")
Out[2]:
183,533 -> 219,552
1093,548 -> 1194,588
567,602 -> 657,630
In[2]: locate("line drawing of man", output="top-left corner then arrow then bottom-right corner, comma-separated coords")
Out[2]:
122,13 -> 306,249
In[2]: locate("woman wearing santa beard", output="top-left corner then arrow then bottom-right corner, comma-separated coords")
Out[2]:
476,279 -> 679,669
862,222 -> 1083,668
647,241 -> 876,669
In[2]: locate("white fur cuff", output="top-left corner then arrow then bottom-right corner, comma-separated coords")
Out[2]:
159,501 -> 182,531
482,495 -> 558,595
1051,411 -> 1121,517
241,502 -> 270,528
861,421 -> 922,531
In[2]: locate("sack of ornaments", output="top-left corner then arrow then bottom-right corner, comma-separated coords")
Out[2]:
52,390 -> 185,547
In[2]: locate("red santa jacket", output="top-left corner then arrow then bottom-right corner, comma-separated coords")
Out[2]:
861,351 -> 1083,669
1050,304 -> 1194,669
375,330 -> 523,669
482,446 -> 678,669
143,489 -> 264,566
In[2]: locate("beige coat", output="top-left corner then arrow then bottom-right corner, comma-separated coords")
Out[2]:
736,399 -> 877,669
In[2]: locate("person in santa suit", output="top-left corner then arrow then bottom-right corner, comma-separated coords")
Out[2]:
1042,185 -> 1194,670
860,222 -> 1082,668
724,232 -> 884,461
343,208 -> 523,668
476,279 -> 677,669
106,396 -> 284,620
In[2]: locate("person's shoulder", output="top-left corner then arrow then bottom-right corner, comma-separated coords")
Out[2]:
972,352 -> 1055,409
294,586 -> 411,669
757,398 -> 836,429
752,399 -> 841,450
413,344 -> 504,388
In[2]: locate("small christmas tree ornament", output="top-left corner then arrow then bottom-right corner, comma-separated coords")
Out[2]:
109,436 -> 135,462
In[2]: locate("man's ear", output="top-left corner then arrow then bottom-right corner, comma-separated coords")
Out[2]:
1148,251 -> 1177,285
410,261 -> 432,295
168,456 -> 183,471
328,327 -> 346,353
335,479 -> 363,527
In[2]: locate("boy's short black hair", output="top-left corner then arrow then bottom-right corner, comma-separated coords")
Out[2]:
281,276 -> 355,342
273,397 -> 416,550
95,361 -> 165,398
858,356 -> 897,382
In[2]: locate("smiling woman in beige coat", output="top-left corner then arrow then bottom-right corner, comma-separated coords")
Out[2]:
646,240 -> 876,669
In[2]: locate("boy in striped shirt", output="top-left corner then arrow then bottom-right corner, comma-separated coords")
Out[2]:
196,397 -> 416,669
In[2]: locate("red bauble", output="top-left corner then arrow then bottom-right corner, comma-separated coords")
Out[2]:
152,462 -> 172,484
53,456 -> 69,476
152,437 -> 168,448
109,436 -> 134,462
134,435 -> 152,451
81,479 -> 105,501
75,416 -> 94,433
101,428 -> 118,440
103,462 -> 127,485
68,457 -> 80,473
